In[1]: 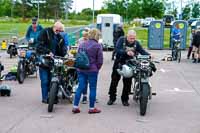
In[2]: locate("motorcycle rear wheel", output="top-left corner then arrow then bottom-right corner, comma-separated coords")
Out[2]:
48,82 -> 58,112
17,61 -> 25,84
140,83 -> 149,116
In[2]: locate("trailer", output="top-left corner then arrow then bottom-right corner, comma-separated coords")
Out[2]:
96,14 -> 123,50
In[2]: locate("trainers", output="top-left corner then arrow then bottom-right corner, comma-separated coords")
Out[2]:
88,108 -> 101,114
193,59 -> 197,63
42,99 -> 48,104
107,99 -> 115,105
81,96 -> 87,104
72,108 -> 80,114
122,101 -> 130,106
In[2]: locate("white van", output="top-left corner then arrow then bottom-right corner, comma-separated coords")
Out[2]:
96,14 -> 123,50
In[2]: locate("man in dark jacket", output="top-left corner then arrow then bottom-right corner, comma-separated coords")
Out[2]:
112,25 -> 125,60
192,27 -> 200,63
36,21 -> 67,103
107,29 -> 149,106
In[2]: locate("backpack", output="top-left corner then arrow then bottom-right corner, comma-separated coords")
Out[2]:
74,43 -> 90,69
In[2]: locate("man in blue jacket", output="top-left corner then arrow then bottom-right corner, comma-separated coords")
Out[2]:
26,17 -> 43,47
107,29 -> 150,106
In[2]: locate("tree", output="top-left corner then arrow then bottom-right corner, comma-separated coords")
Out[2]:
182,4 -> 190,20
192,3 -> 200,18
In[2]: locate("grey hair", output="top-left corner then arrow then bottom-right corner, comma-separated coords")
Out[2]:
127,29 -> 136,36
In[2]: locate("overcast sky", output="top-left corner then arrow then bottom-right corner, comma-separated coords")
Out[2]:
71,0 -> 105,13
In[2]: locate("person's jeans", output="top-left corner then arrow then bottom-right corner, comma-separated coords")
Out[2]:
74,71 -> 98,108
39,67 -> 51,101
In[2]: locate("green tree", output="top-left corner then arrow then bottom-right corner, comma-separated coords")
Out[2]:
192,3 -> 200,18
182,4 -> 190,20
0,0 -> 12,17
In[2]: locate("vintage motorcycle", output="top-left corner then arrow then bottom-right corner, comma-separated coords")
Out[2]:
7,43 -> 18,58
17,44 -> 38,84
39,55 -> 78,112
117,55 -> 157,116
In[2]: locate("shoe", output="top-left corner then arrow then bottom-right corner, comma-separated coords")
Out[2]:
81,96 -> 87,104
72,108 -> 80,114
107,99 -> 115,105
193,59 -> 197,63
122,101 -> 130,106
42,99 -> 48,104
88,108 -> 101,114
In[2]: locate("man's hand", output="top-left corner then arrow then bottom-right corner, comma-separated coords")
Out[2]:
127,50 -> 135,56
49,52 -> 54,57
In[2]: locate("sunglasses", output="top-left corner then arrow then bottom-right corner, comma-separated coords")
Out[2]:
32,22 -> 36,24
55,29 -> 63,32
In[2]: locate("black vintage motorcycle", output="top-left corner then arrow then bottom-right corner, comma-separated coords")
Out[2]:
118,55 -> 157,116
7,43 -> 18,58
17,44 -> 37,84
40,55 -> 78,112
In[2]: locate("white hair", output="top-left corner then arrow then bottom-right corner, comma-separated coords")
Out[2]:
127,29 -> 136,36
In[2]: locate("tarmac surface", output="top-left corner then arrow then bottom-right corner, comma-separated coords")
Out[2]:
0,49 -> 200,133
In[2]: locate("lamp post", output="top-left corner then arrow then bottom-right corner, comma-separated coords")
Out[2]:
31,0 -> 46,20
93,0 -> 95,24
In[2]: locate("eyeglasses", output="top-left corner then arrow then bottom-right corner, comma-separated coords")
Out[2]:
55,29 -> 62,32
32,22 -> 36,24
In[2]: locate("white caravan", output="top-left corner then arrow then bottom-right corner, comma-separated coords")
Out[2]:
97,14 -> 123,50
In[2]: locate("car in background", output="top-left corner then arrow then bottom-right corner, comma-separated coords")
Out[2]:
163,14 -> 174,27
142,17 -> 155,27
188,18 -> 198,26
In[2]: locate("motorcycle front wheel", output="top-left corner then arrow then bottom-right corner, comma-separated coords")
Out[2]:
48,82 -> 58,112
17,61 -> 25,84
140,83 -> 150,116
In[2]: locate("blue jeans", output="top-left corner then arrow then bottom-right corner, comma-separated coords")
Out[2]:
74,71 -> 98,108
39,67 -> 51,101
82,81 -> 88,95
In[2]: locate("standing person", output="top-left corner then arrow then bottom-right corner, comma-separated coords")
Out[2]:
72,28 -> 103,114
77,29 -> 90,104
112,25 -> 125,60
26,17 -> 43,48
107,29 -> 150,106
171,23 -> 181,48
187,29 -> 195,59
36,21 -> 67,103
60,24 -> 69,51
192,26 -> 200,63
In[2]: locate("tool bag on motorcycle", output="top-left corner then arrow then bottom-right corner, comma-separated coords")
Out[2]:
74,43 -> 90,69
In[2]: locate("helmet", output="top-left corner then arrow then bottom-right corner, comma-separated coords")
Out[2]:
117,64 -> 133,78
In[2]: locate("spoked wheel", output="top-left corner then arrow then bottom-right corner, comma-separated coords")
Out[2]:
48,82 -> 58,112
17,61 -> 25,84
177,50 -> 181,63
140,83 -> 150,116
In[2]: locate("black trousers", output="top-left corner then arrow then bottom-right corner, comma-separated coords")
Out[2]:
108,61 -> 132,102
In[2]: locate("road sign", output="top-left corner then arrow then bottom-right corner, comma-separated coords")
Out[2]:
31,0 -> 46,4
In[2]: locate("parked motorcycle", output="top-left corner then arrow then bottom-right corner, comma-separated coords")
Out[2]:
17,44 -> 37,84
39,55 -> 78,112
7,43 -> 18,58
117,55 -> 157,116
